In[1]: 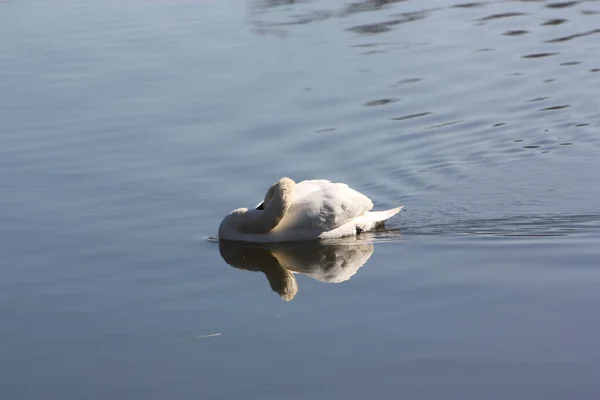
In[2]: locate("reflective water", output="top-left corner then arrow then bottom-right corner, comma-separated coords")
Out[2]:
1,0 -> 599,398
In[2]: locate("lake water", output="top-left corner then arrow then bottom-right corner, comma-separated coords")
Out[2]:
1,0 -> 600,398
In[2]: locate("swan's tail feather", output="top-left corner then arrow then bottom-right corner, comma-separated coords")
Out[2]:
368,206 -> 403,221
367,206 -> 403,229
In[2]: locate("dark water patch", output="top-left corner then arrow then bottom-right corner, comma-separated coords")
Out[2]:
561,142 -> 574,146
476,48 -> 494,52
350,43 -> 385,48
575,123 -> 590,127
452,2 -> 486,8
514,139 -> 524,142
256,0 -> 310,8
591,68 -> 600,72
315,128 -> 337,133
391,112 -> 432,121
545,29 -> 600,43
522,145 -> 541,148
347,12 -> 427,34
523,52 -> 559,58
504,30 -> 529,36
546,1 -> 581,8
560,61 -> 581,66
540,105 -> 570,111
348,21 -> 396,34
493,123 -> 506,127
478,12 -> 526,21
363,98 -> 398,107
527,97 -> 549,102
394,77 -> 423,85
541,18 -> 568,26
342,0 -> 409,16
543,78 -> 557,82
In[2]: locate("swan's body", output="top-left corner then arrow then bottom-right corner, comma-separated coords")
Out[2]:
219,178 -> 402,243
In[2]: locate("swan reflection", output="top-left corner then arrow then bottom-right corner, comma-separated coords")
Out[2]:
219,239 -> 374,301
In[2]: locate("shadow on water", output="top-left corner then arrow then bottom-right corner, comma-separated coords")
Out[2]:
218,238 -> 375,301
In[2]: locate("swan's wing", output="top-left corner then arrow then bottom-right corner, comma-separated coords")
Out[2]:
294,179 -> 331,200
280,182 -> 374,232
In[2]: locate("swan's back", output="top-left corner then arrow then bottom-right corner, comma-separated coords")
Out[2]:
293,179 -> 332,199
273,180 -> 373,234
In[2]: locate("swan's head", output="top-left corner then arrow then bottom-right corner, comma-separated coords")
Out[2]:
257,177 -> 295,211
219,177 -> 296,238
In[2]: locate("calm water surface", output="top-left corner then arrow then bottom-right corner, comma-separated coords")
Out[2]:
1,0 -> 600,399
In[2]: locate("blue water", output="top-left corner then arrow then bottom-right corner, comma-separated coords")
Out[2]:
1,0 -> 599,399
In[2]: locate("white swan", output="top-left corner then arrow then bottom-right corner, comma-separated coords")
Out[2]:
218,177 -> 403,243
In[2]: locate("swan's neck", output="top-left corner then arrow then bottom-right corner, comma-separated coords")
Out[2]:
238,178 -> 295,234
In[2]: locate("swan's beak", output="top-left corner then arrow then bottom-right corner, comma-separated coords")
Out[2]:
256,202 -> 265,210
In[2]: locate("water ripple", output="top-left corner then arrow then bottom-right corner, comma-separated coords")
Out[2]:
400,214 -> 600,237
478,12 -> 527,21
522,52 -> 559,58
545,29 -> 600,43
347,12 -> 427,34
546,1 -> 581,9
391,112 -> 432,121
363,98 -> 399,107
542,18 -> 568,25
